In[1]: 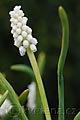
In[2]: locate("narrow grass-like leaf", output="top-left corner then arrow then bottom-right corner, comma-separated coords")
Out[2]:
58,6 -> 69,120
0,73 -> 29,120
11,64 -> 34,78
0,90 -> 8,106
19,89 -> 29,105
74,112 -> 80,120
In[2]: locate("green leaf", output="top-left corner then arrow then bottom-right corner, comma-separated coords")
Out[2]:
0,90 -> 8,106
74,112 -> 80,120
58,6 -> 69,120
18,89 -> 29,105
11,64 -> 34,78
0,73 -> 29,120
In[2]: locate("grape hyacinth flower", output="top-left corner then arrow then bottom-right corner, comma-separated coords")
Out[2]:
27,82 -> 36,111
9,5 -> 38,56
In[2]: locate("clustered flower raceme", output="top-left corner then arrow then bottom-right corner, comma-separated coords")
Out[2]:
9,5 -> 38,56
27,82 -> 36,110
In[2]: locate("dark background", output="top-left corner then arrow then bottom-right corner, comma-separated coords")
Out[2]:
0,0 -> 80,120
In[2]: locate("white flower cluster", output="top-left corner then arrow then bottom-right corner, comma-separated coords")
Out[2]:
27,82 -> 36,110
9,6 -> 38,56
0,94 -> 12,116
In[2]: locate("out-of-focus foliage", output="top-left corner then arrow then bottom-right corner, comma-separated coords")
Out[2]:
0,0 -> 80,120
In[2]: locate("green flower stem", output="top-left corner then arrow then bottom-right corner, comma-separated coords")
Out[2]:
0,73 -> 29,120
58,6 -> 69,120
27,48 -> 52,120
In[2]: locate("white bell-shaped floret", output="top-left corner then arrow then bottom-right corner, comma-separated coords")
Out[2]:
30,44 -> 37,52
22,31 -> 27,37
23,40 -> 29,48
19,46 -> 26,56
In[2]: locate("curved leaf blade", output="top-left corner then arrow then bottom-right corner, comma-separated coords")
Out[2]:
74,112 -> 80,120
11,64 -> 34,78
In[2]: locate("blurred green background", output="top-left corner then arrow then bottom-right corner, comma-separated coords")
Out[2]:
0,0 -> 80,120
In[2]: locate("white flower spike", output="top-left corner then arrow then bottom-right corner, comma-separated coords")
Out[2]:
27,82 -> 36,110
9,5 -> 38,56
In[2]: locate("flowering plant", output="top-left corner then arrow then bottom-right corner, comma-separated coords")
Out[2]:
0,5 -> 79,120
